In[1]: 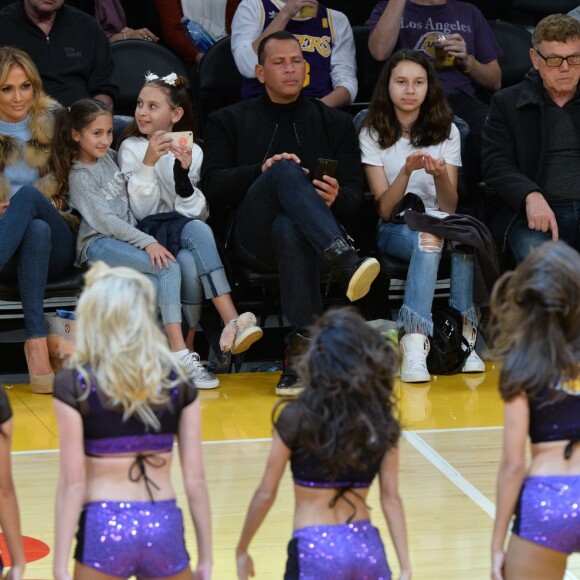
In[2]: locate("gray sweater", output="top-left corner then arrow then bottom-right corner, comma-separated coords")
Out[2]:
69,149 -> 156,266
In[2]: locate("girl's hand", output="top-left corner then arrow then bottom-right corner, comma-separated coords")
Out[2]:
236,552 -> 256,579
491,550 -> 505,580
6,564 -> 25,580
403,151 -> 429,176
143,130 -> 172,167
171,144 -> 193,170
145,242 -> 176,269
0,200 -> 9,217
399,569 -> 412,580
423,155 -> 447,178
193,561 -> 212,580
52,568 -> 71,580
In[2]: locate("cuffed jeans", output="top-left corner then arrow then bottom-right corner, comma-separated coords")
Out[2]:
86,237 -> 185,325
377,221 -> 477,336
0,186 -> 75,338
232,160 -> 345,330
508,201 -> 580,264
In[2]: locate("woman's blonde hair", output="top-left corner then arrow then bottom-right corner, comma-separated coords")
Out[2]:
71,262 -> 189,430
0,46 -> 43,108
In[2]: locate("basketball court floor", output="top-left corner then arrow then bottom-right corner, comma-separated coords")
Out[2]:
3,363 -> 580,579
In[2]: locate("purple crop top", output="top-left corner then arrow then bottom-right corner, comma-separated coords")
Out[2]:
53,367 -> 198,456
275,402 -> 382,489
529,383 -> 580,458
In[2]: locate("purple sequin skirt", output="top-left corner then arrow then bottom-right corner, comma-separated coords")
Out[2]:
75,499 -> 190,577
284,519 -> 391,579
512,475 -> 580,554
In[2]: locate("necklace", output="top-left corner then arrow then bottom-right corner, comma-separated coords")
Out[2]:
400,125 -> 411,134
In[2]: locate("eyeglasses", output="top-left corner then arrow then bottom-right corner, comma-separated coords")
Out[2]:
534,49 -> 580,67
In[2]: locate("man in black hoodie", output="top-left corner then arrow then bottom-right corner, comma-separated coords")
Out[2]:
201,30 -> 379,396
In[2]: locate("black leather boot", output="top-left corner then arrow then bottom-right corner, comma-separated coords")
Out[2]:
322,237 -> 380,302
275,331 -> 311,396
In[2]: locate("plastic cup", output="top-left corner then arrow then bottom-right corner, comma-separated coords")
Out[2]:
431,32 -> 455,68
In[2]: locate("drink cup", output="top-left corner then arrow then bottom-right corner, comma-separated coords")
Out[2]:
299,5 -> 317,18
431,32 -> 454,68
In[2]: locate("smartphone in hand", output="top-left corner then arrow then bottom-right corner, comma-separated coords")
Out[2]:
313,158 -> 339,181
166,131 -> 194,149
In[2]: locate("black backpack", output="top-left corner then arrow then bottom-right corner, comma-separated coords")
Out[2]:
426,305 -> 470,375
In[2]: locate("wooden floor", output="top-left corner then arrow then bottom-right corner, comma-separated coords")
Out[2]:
3,363 -> 580,579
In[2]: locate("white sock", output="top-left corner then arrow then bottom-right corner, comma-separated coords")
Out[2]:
174,348 -> 189,358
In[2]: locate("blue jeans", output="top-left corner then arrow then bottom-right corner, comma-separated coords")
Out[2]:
86,237 -> 184,325
377,221 -> 477,336
508,201 -> 580,263
0,186 -> 75,338
179,220 -> 231,300
232,160 -> 345,330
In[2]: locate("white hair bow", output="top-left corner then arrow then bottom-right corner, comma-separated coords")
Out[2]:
144,72 -> 178,86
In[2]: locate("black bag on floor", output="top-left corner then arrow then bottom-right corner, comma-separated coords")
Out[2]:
426,305 -> 469,375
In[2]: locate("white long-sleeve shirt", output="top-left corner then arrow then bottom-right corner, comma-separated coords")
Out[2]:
117,136 -> 209,222
231,0 -> 358,102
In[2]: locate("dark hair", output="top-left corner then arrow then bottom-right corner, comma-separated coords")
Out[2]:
118,73 -> 197,145
489,241 -> 580,401
532,13 -> 580,47
275,307 -> 401,479
257,30 -> 301,65
363,50 -> 454,148
53,99 -> 112,196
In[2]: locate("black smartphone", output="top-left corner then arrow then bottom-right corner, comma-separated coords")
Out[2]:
313,158 -> 339,181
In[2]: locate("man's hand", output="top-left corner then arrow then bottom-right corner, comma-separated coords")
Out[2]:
525,191 -> 559,240
441,33 -> 468,65
261,152 -> 306,173
313,174 -> 339,207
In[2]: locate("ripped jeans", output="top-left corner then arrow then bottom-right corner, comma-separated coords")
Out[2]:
377,221 -> 477,336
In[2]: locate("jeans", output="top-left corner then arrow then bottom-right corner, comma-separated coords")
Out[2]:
377,221 -> 477,336
232,160 -> 345,330
0,186 -> 75,338
508,201 -> 580,264
86,236 -> 183,324
179,220 -> 231,299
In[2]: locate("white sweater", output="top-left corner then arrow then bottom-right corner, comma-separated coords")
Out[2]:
117,136 -> 210,222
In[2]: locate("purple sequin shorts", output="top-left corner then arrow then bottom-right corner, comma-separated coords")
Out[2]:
284,519 -> 392,579
512,475 -> 580,554
75,499 -> 190,577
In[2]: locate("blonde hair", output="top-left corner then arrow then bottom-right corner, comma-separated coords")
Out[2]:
71,262 -> 189,430
0,46 -> 43,108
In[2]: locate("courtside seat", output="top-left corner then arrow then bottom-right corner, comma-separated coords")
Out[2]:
510,0 -> 579,29
0,267 -> 85,302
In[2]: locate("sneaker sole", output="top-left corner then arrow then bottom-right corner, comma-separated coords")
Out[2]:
400,372 -> 431,383
275,385 -> 305,397
346,258 -> 380,302
194,378 -> 220,389
231,327 -> 264,355
462,363 -> 486,373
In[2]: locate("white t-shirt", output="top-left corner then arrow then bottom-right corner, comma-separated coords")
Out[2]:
181,0 -> 228,41
359,123 -> 461,217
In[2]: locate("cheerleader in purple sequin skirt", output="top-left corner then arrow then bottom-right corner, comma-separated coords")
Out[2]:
236,307 -> 411,579
491,241 -> 580,580
52,262 -> 212,580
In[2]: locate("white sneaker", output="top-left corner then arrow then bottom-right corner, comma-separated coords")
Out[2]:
180,352 -> 220,389
400,333 -> 431,383
461,324 -> 485,373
